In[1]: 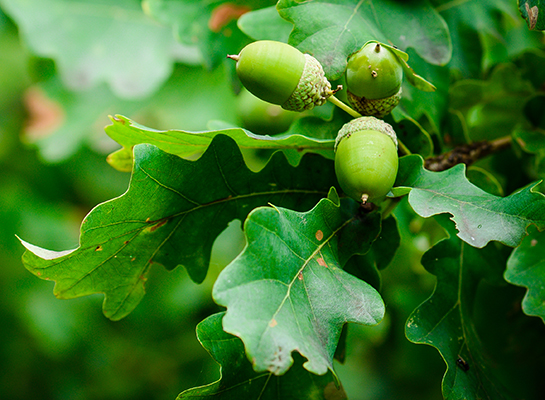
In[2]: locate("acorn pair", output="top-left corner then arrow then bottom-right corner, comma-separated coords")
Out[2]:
228,40 -> 402,117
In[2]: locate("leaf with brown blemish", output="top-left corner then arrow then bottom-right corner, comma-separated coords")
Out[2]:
213,195 -> 385,377
19,135 -> 338,320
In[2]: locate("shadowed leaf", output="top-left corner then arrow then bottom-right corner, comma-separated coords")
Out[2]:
178,312 -> 347,400
505,225 -> 545,322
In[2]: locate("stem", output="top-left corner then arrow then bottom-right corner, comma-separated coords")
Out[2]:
397,140 -> 412,156
424,135 -> 512,172
327,95 -> 362,119
380,197 -> 401,219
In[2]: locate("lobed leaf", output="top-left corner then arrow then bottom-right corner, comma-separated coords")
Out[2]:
213,195 -> 385,376
406,232 -> 520,399
143,0 -> 263,69
178,312 -> 347,400
393,155 -> 545,248
436,0 -> 520,77
0,0 -> 188,98
277,0 -> 451,80
20,135 -> 337,320
449,63 -> 535,142
238,5 -> 293,43
505,225 -> 545,322
105,115 -> 335,172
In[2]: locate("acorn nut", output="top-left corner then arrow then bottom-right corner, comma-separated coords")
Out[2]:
334,117 -> 398,204
345,42 -> 403,118
228,40 -> 339,112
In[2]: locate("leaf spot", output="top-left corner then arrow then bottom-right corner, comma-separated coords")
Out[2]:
525,3 -> 539,30
315,229 -> 324,241
150,219 -> 168,232
317,257 -> 327,267
95,245 -> 103,251
298,272 -> 303,281
269,319 -> 277,327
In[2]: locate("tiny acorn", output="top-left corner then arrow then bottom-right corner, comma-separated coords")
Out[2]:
228,40 -> 340,112
345,42 -> 404,118
334,117 -> 398,204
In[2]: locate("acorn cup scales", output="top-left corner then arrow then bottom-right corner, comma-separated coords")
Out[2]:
228,40 -> 339,112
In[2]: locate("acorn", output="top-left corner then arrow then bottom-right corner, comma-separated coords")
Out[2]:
228,40 -> 339,112
334,117 -> 398,204
236,88 -> 299,135
345,42 -> 403,118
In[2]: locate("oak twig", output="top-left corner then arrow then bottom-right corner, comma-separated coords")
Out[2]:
424,136 -> 512,172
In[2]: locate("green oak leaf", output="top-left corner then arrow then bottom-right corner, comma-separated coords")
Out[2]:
143,0 -> 269,69
238,5 -> 293,43
406,230 -> 524,399
0,0 -> 192,98
518,0 -> 545,30
19,135 -> 338,320
213,195 -> 385,376
449,63 -> 535,142
24,64 -> 240,163
105,115 -> 335,172
178,312 -> 347,400
393,49 -> 450,134
392,155 -> 545,248
505,225 -> 545,322
385,114 -> 434,158
277,0 -> 451,80
436,0 -> 520,77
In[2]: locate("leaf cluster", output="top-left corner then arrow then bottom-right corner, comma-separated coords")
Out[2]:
3,0 -> 545,399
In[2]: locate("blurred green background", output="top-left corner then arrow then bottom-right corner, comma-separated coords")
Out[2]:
0,3 -> 493,400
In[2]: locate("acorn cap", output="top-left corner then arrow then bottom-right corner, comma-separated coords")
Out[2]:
347,87 -> 402,118
334,116 -> 398,151
229,41 -> 339,113
282,54 -> 338,111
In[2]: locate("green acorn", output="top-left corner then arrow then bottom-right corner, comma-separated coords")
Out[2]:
228,40 -> 339,112
334,117 -> 398,204
345,42 -> 403,118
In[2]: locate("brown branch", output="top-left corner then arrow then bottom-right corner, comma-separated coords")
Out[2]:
424,136 -> 512,172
